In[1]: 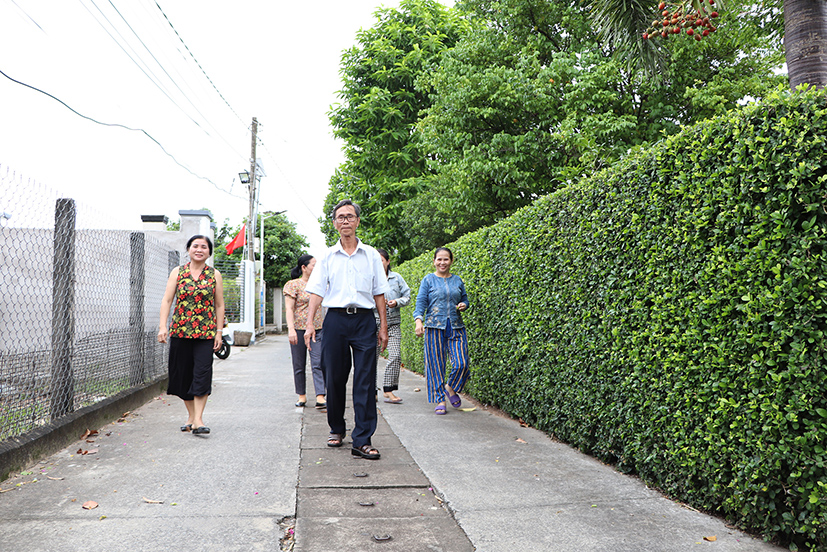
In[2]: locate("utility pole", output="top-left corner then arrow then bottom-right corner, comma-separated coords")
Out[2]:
247,117 -> 258,262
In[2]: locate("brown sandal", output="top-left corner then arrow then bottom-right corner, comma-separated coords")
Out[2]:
351,444 -> 380,459
327,433 -> 344,447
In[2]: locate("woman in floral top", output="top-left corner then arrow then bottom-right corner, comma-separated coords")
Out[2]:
284,254 -> 326,408
158,235 -> 225,435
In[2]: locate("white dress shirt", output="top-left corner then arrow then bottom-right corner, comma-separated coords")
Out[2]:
305,239 -> 390,309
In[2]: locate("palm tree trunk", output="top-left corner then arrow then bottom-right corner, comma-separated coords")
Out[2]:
784,0 -> 827,89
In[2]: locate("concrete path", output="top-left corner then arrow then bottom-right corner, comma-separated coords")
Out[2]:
0,336 -> 785,551
0,338 -> 299,552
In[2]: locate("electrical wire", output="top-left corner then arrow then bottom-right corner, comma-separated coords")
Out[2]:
8,0 -> 45,32
256,136 -> 327,236
106,0 -> 217,131
78,0 -> 208,133
0,67 -> 244,199
152,0 -> 245,126
80,0 -> 248,165
105,0 -> 247,162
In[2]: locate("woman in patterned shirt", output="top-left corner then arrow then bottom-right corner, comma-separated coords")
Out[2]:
284,254 -> 326,409
158,235 -> 225,435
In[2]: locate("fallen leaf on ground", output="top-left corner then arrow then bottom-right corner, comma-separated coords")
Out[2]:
518,418 -> 528,427
703,536 -> 717,542
516,438 -> 527,444
414,388 -> 421,392
142,497 -> 164,504
46,476 -> 64,481
82,501 -> 98,510
459,407 -> 476,412
80,429 -> 99,440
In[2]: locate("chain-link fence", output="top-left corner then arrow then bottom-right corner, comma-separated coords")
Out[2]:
213,259 -> 244,324
0,165 -> 174,442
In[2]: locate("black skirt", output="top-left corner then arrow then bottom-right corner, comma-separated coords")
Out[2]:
167,337 -> 214,400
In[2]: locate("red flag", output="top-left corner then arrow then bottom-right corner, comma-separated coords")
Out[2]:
225,224 -> 246,255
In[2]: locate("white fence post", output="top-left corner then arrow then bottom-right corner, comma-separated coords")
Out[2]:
272,287 -> 283,332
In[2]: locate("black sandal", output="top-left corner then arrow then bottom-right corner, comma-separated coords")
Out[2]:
351,444 -> 380,459
327,433 -> 344,447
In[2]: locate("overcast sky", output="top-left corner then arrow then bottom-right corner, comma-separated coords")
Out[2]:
0,0 -> 453,254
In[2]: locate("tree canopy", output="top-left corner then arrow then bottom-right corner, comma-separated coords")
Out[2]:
324,0 -> 468,258
324,0 -> 786,262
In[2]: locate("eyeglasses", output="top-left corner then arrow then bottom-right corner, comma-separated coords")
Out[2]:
334,214 -> 357,223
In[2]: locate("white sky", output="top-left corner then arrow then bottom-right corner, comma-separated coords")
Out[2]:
0,0 -> 452,254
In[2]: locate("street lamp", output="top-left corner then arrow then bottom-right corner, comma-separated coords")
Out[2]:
239,170 -> 261,261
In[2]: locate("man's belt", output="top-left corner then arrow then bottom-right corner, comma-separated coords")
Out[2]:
328,307 -> 372,314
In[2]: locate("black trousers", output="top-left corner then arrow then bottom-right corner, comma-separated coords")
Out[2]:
321,309 -> 377,449
167,337 -> 213,400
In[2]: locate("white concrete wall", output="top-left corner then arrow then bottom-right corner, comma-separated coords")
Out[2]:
143,210 -> 215,267
0,210 -> 234,354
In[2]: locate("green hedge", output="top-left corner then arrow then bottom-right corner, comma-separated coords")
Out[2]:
397,87 -> 827,550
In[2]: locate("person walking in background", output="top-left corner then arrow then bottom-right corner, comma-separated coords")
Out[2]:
304,199 -> 389,460
284,254 -> 326,409
158,235 -> 225,435
374,248 -> 410,404
413,247 -> 470,416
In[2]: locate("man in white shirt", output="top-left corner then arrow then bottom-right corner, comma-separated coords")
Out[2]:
305,200 -> 389,459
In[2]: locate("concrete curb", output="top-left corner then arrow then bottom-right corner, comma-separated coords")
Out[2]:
0,376 -> 167,481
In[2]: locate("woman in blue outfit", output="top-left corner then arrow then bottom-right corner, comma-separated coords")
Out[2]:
413,247 -> 470,415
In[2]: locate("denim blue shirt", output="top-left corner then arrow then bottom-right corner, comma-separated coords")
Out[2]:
413,273 -> 469,330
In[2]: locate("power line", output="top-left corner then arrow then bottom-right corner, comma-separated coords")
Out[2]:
152,0 -> 245,126
105,0 -> 248,161
8,0 -> 45,32
105,0 -> 219,132
80,0 -> 248,164
78,0 -> 208,133
0,67 -> 245,199
256,136 -> 325,224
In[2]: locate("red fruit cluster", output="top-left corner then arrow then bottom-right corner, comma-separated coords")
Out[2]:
642,0 -> 718,41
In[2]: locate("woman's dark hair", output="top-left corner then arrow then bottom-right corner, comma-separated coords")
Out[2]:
290,254 -> 314,279
376,247 -> 390,268
187,235 -> 213,255
434,247 -> 453,261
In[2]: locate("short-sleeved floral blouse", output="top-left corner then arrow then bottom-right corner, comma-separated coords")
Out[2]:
169,263 -> 218,339
283,278 -> 322,331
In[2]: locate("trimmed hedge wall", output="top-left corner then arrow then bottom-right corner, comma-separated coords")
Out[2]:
397,87 -> 827,550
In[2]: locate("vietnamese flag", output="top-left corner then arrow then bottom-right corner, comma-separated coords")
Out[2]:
225,224 -> 246,255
